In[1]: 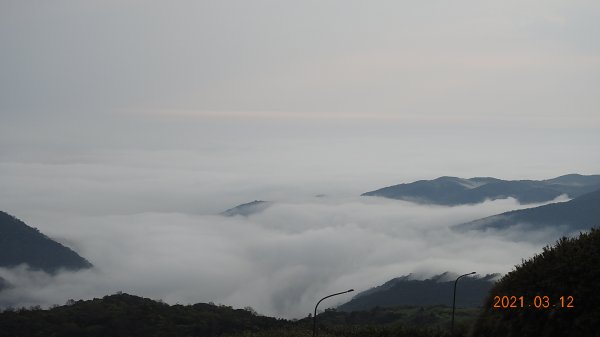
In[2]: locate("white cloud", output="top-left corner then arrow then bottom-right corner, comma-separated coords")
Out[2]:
0,197 -> 559,318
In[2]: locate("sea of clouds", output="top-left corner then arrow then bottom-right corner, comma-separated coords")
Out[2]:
0,193 -> 566,318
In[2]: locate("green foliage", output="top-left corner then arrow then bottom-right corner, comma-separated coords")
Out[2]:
472,228 -> 600,337
223,306 -> 479,337
308,306 -> 479,328
222,324 -> 464,337
0,294 -> 479,337
0,293 -> 286,337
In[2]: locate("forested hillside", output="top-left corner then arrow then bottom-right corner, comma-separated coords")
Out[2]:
0,293 -> 480,337
473,228 -> 600,337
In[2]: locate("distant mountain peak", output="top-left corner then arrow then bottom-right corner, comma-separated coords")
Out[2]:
362,174 -> 600,206
221,200 -> 272,217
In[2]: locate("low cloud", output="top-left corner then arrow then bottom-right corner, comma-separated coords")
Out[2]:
0,197 -> 561,318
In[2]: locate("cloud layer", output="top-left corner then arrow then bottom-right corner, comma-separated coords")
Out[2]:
0,196 -> 563,318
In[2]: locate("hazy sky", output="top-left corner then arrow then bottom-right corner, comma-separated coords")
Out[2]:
1,0 -> 599,212
1,0 -> 599,318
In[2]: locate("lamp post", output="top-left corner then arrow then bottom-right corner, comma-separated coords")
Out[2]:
312,289 -> 354,337
452,272 -> 475,334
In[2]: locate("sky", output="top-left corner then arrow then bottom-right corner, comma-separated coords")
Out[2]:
1,0 -> 599,318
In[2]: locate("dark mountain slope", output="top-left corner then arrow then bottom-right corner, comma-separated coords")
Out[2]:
0,293 -> 285,337
473,228 -> 600,337
455,188 -> 600,232
338,273 -> 497,312
0,293 -> 479,337
362,174 -> 600,206
0,211 -> 92,273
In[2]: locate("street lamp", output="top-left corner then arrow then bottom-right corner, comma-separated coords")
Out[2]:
312,289 -> 354,337
452,272 -> 476,334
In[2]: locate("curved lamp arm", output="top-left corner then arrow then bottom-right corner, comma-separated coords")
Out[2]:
313,289 -> 354,337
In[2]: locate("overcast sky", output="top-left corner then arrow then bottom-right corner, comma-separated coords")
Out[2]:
1,0 -> 599,317
1,0 -> 599,213
2,1 -> 600,180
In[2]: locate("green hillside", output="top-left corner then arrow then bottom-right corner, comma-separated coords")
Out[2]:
472,228 -> 600,337
0,294 -> 477,337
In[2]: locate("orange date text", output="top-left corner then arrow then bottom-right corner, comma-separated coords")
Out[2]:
492,295 -> 574,309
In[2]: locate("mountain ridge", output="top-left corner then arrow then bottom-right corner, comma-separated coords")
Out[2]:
338,273 -> 498,312
454,188 -> 600,232
362,174 -> 600,206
